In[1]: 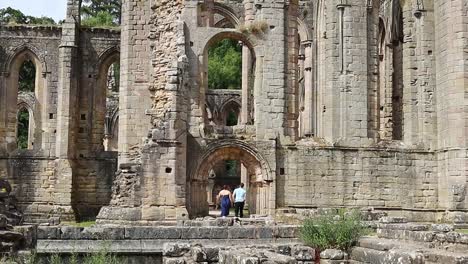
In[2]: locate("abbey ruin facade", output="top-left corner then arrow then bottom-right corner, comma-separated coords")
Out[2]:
0,0 -> 467,224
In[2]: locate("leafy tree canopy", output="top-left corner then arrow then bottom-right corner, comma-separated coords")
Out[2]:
81,0 -> 121,26
208,39 -> 242,90
0,7 -> 55,25
19,60 -> 36,92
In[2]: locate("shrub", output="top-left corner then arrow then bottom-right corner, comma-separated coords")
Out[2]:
300,210 -> 368,251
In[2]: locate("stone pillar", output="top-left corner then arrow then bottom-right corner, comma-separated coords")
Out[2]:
286,0 -> 299,139
241,45 -> 251,125
302,40 -> 313,137
335,0 -> 369,143
434,0 -> 468,212
253,1 -> 289,139
117,0 -> 152,164
98,0 -> 189,223
243,0 -> 256,25
401,0 -> 436,147
319,0 -> 370,144
53,0 -> 81,220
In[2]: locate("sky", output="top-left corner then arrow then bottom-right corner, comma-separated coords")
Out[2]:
0,0 -> 67,22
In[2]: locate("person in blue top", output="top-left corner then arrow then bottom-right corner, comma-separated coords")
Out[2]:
216,185 -> 233,217
233,183 -> 246,218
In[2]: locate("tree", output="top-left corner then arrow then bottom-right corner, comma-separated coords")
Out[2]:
17,109 -> 30,149
208,39 -> 242,90
0,7 -> 55,25
81,0 -> 121,26
81,11 -> 115,27
19,60 -> 36,92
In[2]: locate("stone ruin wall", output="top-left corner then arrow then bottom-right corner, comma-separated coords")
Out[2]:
0,23 -> 120,221
0,0 -> 468,223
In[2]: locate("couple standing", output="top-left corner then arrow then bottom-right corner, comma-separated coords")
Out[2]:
217,183 -> 246,218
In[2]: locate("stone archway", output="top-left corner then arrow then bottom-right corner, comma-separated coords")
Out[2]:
188,141 -> 273,218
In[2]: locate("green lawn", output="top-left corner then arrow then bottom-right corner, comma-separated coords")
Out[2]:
62,220 -> 96,227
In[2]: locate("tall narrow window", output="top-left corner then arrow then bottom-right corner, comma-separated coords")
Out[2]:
19,59 -> 36,92
17,108 -> 30,149
103,61 -> 120,151
16,59 -> 36,150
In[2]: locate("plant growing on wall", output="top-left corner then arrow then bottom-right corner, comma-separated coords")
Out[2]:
237,20 -> 269,36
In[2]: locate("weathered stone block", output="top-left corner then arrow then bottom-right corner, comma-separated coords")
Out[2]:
320,249 -> 344,260
163,243 -> 191,257
37,226 -> 60,239
228,227 -> 257,239
59,226 -> 83,240
125,227 -> 182,239
80,227 -> 124,240
431,224 -> 454,233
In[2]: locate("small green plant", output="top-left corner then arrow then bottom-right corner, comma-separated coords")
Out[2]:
49,253 -> 62,264
69,251 -> 79,264
300,210 -> 369,252
24,250 -> 38,264
236,20 -> 269,35
83,243 -> 124,264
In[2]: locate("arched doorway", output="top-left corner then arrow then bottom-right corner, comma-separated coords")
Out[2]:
188,141 -> 273,218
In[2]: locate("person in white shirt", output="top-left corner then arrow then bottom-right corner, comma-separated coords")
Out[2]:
233,183 -> 246,218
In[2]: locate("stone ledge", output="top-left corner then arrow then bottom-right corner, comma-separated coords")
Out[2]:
36,238 -> 299,253
37,225 -> 300,240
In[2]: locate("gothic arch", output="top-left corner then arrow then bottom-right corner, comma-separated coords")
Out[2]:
219,99 -> 241,126
188,140 -> 274,217
94,46 -> 120,75
200,30 -> 257,126
2,47 -> 46,152
93,47 -> 120,151
213,2 -> 241,27
2,44 -> 48,75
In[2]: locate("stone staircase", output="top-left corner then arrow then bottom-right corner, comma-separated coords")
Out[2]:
350,221 -> 468,264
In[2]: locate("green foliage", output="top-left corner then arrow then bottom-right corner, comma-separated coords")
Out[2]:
81,0 -> 121,26
81,11 -> 116,27
17,109 -> 30,149
300,210 -> 368,251
0,7 -> 56,25
62,220 -> 96,228
226,110 -> 238,126
83,250 -> 123,264
24,250 -> 38,264
19,60 -> 35,92
225,160 -> 238,177
69,251 -> 79,264
208,39 -> 242,90
49,254 -> 62,264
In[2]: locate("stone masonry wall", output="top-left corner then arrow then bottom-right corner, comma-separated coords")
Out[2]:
0,23 -> 119,221
277,143 -> 437,211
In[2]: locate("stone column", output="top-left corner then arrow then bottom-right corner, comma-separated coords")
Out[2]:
117,0 -> 153,164
434,0 -> 468,212
241,45 -> 251,125
253,0 -> 289,139
319,0 -> 369,144
401,0 -> 436,147
302,40 -> 313,137
336,0 -> 369,143
53,0 -> 81,220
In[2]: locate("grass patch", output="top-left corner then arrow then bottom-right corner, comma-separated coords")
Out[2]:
62,220 -> 96,228
457,229 -> 468,234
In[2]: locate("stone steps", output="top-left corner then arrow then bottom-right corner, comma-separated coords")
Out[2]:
350,236 -> 468,264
